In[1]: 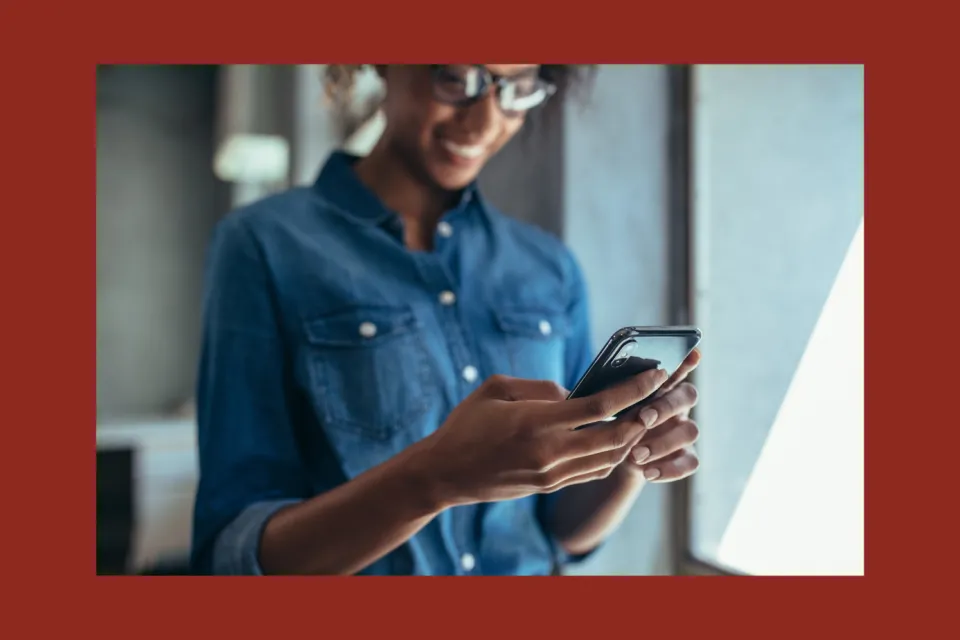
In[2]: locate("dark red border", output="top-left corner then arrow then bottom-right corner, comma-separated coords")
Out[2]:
2,0 -> 951,634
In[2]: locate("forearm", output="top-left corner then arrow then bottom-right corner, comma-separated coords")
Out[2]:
258,440 -> 446,575
547,465 -> 646,557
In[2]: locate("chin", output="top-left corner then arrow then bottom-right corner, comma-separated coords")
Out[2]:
427,162 -> 483,192
420,139 -> 491,191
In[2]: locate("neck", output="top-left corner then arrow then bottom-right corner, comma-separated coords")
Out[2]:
354,138 -> 457,229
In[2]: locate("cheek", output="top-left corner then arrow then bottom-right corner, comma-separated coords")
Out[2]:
419,104 -> 458,144
382,78 -> 448,148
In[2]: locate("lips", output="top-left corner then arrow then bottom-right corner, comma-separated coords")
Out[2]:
440,139 -> 485,160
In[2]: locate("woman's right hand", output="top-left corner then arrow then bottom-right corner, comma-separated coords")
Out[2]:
413,369 -> 669,507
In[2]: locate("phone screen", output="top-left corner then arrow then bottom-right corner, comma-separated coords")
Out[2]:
567,328 -> 701,418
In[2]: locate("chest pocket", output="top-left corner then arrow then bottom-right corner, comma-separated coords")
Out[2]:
494,307 -> 568,384
302,304 -> 431,441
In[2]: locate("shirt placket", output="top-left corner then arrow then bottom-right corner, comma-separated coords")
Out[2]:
412,217 -> 483,575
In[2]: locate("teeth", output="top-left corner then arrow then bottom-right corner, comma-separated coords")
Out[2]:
442,140 -> 484,159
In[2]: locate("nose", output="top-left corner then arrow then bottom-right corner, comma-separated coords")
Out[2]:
457,90 -> 501,141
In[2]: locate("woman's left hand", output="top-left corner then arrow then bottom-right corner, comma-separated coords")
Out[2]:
621,348 -> 702,483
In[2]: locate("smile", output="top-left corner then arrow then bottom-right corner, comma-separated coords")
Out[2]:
441,139 -> 485,160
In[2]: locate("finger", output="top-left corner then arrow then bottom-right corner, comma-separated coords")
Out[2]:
635,447 -> 699,483
541,439 -> 636,484
659,348 -> 702,394
541,368 -> 669,429
481,375 -> 568,401
629,417 -> 699,465
556,411 -> 648,459
541,466 -> 615,493
633,381 -> 699,430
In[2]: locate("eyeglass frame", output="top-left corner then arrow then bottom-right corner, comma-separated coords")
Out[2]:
427,64 -> 558,116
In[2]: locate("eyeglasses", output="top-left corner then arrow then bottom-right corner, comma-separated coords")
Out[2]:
429,65 -> 557,117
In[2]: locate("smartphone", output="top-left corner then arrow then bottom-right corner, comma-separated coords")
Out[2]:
567,326 -> 702,421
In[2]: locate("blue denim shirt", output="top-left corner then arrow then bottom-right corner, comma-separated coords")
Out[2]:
191,151 -> 596,575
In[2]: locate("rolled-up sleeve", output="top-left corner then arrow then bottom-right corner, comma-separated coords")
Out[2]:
190,215 -> 310,575
211,500 -> 302,575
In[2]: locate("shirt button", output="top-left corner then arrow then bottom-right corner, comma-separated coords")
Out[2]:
358,322 -> 377,338
460,553 -> 476,572
437,221 -> 453,238
462,365 -> 478,383
539,319 -> 552,336
439,290 -> 456,306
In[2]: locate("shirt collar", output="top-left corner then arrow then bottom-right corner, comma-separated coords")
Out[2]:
312,150 -> 483,226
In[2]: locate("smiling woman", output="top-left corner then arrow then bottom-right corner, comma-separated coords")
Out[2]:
189,63 -> 704,578
323,65 -> 595,198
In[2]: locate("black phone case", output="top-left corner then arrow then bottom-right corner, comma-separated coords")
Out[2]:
567,326 -> 701,420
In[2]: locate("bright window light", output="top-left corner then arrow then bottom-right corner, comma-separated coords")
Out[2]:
716,218 -> 864,575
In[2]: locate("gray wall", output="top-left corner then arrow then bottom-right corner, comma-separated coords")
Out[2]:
478,113 -> 565,237
292,65 -> 337,186
564,65 -> 675,575
96,64 -> 338,423
96,65 -> 227,420
688,64 -> 864,560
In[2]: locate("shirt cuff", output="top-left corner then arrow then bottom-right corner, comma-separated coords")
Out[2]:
211,499 -> 302,575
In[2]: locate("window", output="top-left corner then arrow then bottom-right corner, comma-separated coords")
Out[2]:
685,64 -> 864,576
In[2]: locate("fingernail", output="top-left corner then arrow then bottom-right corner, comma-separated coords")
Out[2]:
643,468 -> 661,481
658,368 -> 669,382
632,446 -> 651,463
640,408 -> 658,428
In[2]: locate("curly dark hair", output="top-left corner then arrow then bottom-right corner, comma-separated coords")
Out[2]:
323,64 -> 596,139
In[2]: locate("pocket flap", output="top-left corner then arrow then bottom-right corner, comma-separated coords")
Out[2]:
494,307 -> 567,339
303,305 -> 420,348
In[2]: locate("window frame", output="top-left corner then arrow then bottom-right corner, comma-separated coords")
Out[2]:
664,64 -> 743,577
668,64 -> 864,577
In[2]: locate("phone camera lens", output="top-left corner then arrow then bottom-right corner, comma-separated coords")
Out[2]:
610,340 -> 637,368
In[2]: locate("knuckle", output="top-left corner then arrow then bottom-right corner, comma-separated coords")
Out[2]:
660,390 -> 681,414
484,374 -> 508,394
547,381 -> 569,400
683,420 -> 701,444
488,373 -> 508,386
585,396 -> 614,421
610,422 -> 629,450
680,382 -> 700,408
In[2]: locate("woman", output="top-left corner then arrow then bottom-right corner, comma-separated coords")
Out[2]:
191,64 -> 701,576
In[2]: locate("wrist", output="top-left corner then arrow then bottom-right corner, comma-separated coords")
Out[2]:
397,435 -> 463,514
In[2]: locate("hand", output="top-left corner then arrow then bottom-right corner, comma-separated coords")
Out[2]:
416,368 -> 670,507
619,348 -> 702,483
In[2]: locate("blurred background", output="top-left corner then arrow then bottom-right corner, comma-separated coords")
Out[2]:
96,64 -> 863,576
